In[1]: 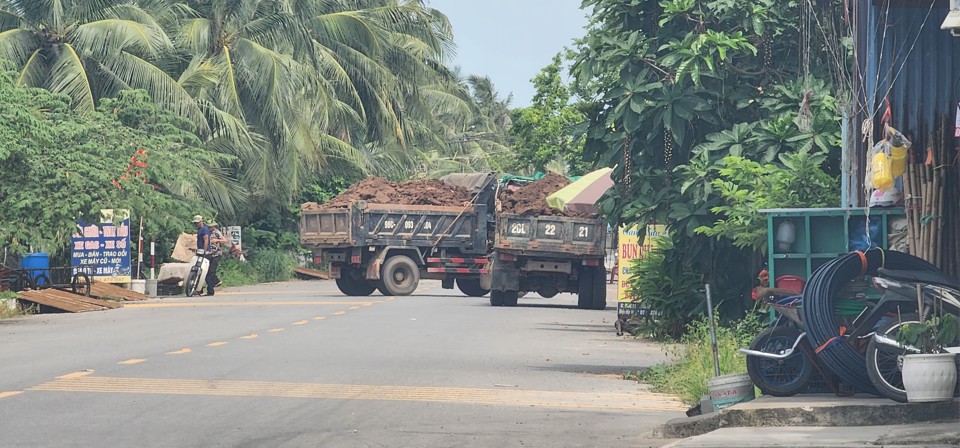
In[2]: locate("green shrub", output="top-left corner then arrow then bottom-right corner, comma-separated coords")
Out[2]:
632,313 -> 765,405
218,259 -> 260,287
252,250 -> 295,283
627,235 -> 704,339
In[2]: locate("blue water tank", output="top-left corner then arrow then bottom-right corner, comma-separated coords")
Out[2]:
21,253 -> 50,285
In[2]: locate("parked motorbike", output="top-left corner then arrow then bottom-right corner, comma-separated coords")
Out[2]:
184,249 -> 210,297
863,268 -> 960,402
741,294 -> 820,397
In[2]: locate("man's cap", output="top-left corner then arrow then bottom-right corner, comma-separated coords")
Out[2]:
192,215 -> 203,223
208,220 -> 218,227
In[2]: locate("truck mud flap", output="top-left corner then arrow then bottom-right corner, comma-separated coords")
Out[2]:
490,257 -> 519,291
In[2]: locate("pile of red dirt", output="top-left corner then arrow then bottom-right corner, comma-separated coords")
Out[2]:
498,173 -> 593,217
302,177 -> 473,210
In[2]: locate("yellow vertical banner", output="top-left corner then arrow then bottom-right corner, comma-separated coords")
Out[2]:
617,225 -> 668,313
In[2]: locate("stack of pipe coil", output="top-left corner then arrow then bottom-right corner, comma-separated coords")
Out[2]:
801,249 -> 938,394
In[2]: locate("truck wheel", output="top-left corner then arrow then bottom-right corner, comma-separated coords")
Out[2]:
336,266 -> 376,296
456,278 -> 489,297
381,255 -> 420,296
591,267 -> 607,310
490,290 -> 504,306
502,290 -> 519,307
577,267 -> 594,309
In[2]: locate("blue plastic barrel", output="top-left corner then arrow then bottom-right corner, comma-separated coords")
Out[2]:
21,253 -> 50,285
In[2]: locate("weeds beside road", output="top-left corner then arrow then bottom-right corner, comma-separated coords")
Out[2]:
627,313 -> 765,405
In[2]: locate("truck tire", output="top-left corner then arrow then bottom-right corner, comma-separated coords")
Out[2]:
490,290 -> 504,306
577,267 -> 594,309
456,278 -> 489,297
502,290 -> 519,307
380,255 -> 420,296
336,266 -> 376,296
591,267 -> 607,310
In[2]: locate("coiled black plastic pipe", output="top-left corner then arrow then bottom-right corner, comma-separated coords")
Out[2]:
800,249 -> 938,394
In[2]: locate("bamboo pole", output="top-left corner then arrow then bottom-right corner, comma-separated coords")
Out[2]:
910,163 -> 923,257
905,163 -> 918,256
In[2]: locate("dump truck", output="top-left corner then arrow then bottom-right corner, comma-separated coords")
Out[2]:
299,173 -> 497,297
481,211 -> 607,309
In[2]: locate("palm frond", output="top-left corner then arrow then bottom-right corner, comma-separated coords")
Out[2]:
16,47 -> 46,87
0,28 -> 40,66
48,43 -> 95,111
103,51 -> 208,133
70,18 -> 173,59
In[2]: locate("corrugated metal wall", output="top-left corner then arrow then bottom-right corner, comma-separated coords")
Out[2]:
854,0 -> 959,274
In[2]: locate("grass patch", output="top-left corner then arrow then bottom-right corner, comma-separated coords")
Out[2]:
252,249 -> 295,283
0,290 -> 29,319
218,259 -> 261,287
628,313 -> 765,405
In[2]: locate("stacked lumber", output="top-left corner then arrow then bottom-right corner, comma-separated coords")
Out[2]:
90,282 -> 150,301
19,289 -> 122,313
293,267 -> 330,280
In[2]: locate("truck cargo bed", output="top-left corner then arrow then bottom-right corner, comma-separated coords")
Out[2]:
494,213 -> 605,258
301,202 -> 487,253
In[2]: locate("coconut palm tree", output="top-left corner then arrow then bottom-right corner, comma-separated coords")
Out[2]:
0,0 -> 206,129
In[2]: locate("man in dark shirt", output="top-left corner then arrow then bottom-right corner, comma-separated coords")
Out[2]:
193,215 -> 211,252
192,215 -> 214,295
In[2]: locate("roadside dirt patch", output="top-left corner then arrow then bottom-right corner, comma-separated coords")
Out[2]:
499,173 -> 593,217
302,177 -> 473,210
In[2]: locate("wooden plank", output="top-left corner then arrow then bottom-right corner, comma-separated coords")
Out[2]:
293,267 -> 330,280
18,290 -> 121,313
90,282 -> 150,301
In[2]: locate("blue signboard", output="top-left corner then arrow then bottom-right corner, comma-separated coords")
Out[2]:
71,209 -> 132,283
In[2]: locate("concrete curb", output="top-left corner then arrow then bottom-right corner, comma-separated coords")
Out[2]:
654,395 -> 960,439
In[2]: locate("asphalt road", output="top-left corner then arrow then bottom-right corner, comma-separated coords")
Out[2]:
0,280 -> 684,447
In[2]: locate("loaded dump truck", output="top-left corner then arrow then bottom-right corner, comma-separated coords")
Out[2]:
300,172 -> 607,310
299,173 -> 497,297
481,174 -> 607,309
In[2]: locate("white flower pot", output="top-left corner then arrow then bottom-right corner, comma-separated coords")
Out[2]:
902,353 -> 958,402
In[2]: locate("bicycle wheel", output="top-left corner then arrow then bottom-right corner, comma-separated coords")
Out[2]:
865,314 -> 918,403
746,326 -> 814,397
71,273 -> 92,297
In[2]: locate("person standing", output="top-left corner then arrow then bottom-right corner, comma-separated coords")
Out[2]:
192,215 -> 215,296
207,221 -> 229,292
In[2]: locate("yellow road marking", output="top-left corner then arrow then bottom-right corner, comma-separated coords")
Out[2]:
313,316 -> 327,321
361,303 -> 373,307
332,311 -> 347,315
206,342 -> 229,347
118,359 -> 146,365
292,320 -> 308,326
386,297 -> 396,301
57,371 -> 94,380
239,333 -> 258,339
165,348 -> 192,355
214,290 -> 339,296
0,391 -> 23,399
28,376 -> 686,412
267,328 -> 285,333
125,301 -> 374,309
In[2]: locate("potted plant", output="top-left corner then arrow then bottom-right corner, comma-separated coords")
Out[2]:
896,313 -> 959,402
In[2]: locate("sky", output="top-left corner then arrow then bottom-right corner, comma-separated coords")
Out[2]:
427,0 -> 590,108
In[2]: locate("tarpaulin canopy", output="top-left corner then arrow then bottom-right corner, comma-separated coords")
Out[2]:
546,167 -> 614,214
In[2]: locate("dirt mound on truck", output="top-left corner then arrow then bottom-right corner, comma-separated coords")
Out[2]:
499,173 -> 592,217
302,177 -> 473,210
